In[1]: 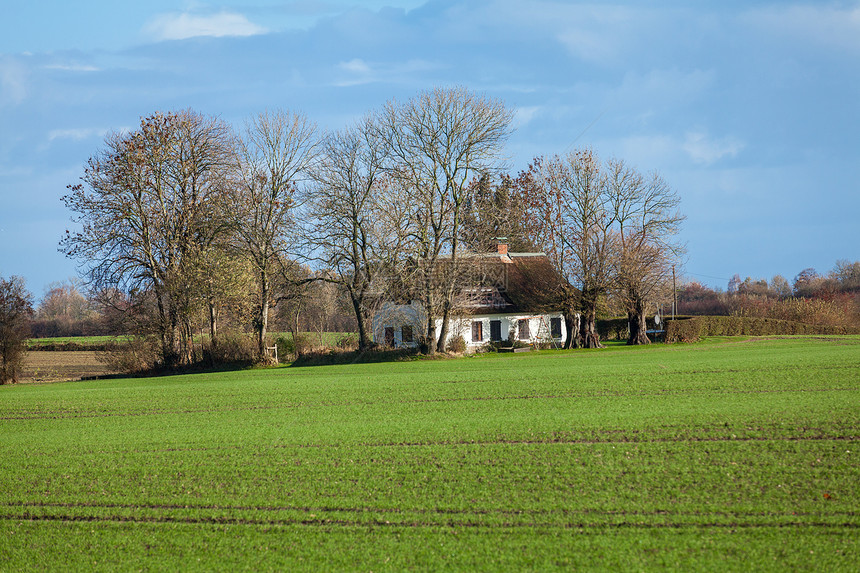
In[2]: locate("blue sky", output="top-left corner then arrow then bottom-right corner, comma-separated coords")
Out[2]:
1,0 -> 858,298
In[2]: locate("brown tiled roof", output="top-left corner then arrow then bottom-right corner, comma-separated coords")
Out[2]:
454,253 -> 570,315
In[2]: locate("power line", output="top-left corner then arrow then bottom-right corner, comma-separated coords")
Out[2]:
565,106 -> 609,151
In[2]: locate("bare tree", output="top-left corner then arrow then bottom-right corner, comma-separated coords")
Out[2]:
62,110 -> 236,367
232,109 -> 319,360
32,279 -> 100,337
304,118 -> 386,350
375,86 -> 513,352
518,151 -> 618,348
0,275 -> 34,384
608,160 -> 685,344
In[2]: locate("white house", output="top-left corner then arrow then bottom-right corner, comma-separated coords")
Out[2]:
372,244 -> 571,352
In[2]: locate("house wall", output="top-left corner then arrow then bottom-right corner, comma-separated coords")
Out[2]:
372,302 -> 567,351
372,301 -> 426,348
437,313 -> 567,351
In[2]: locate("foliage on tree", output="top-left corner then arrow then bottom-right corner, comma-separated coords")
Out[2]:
61,110 -> 236,367
0,275 -> 34,384
31,280 -> 102,337
460,173 -> 536,254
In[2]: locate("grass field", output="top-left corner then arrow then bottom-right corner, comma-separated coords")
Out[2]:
1,336 -> 858,571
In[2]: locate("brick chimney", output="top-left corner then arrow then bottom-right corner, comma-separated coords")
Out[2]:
497,241 -> 508,255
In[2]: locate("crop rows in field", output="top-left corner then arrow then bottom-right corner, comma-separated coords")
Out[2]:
1,337 -> 859,570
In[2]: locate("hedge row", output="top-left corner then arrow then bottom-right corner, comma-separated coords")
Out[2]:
596,317 -> 662,341
664,315 -> 859,343
26,341 -> 116,352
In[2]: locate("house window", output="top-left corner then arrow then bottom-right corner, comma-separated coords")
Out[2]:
551,317 -> 562,338
490,320 -> 502,342
471,321 -> 483,342
518,319 -> 530,340
384,327 -> 395,346
401,325 -> 413,343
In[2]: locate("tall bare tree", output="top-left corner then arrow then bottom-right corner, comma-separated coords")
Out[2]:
304,118 -> 385,350
518,150 -> 619,348
375,86 -> 513,352
232,110 -> 319,359
62,110 -> 236,367
608,160 -> 684,344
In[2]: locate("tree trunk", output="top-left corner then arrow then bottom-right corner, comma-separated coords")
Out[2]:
578,294 -> 604,349
563,311 -> 580,349
626,295 -> 650,345
422,284 -> 436,354
425,313 -> 436,355
436,301 -> 451,353
180,314 -> 194,364
350,294 -> 371,350
257,270 -> 270,361
208,299 -> 218,351
155,287 -> 176,368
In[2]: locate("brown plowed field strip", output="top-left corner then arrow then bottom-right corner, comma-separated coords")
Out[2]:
19,351 -> 116,383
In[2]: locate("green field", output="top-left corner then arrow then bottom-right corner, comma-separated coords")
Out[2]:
1,337 -> 858,571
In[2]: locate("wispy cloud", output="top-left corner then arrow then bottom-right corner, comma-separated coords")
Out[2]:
0,56 -> 28,106
514,106 -> 541,128
683,131 -> 744,165
144,11 -> 268,42
47,128 -> 109,142
333,58 -> 440,86
44,63 -> 100,73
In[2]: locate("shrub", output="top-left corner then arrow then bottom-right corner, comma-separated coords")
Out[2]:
446,335 -> 466,353
596,318 -> 629,341
293,333 -> 314,356
275,333 -> 315,362
209,331 -> 256,364
275,335 -> 295,359
487,339 -> 530,352
97,337 -> 160,374
336,333 -> 359,351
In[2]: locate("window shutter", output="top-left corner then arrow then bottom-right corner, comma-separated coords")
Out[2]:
490,320 -> 502,341
472,321 -> 483,342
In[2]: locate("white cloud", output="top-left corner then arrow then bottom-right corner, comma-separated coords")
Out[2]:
333,58 -> 440,86
514,106 -> 541,128
47,128 -> 108,142
618,68 -> 715,103
339,59 -> 372,74
44,63 -> 100,73
683,132 -> 744,165
145,11 -> 268,41
601,131 -> 744,169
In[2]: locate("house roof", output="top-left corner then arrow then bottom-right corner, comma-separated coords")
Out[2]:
454,252 -> 571,315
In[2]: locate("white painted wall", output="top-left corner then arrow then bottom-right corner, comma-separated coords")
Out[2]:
437,313 -> 567,350
373,301 -> 567,351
